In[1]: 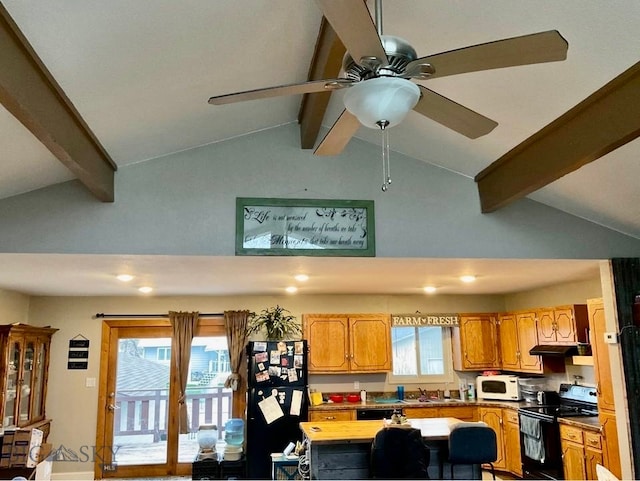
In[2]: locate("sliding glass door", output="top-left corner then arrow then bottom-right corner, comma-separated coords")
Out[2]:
95,318 -> 233,478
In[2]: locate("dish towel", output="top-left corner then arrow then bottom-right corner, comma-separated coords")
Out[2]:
520,416 -> 545,463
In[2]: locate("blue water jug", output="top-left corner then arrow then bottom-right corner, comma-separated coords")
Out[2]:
224,418 -> 244,446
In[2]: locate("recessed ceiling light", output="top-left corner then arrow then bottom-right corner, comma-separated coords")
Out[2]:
423,286 -> 437,294
116,274 -> 134,282
294,274 -> 309,282
138,286 -> 153,294
460,275 -> 477,283
285,286 -> 298,294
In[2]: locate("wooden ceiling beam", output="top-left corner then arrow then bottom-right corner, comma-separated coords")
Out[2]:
0,4 -> 116,202
475,60 -> 640,213
298,17 -> 346,150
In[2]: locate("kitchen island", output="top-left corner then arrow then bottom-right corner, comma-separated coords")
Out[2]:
299,417 -> 475,479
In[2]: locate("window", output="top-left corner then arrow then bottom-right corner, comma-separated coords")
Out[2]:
157,347 -> 171,361
389,326 -> 453,383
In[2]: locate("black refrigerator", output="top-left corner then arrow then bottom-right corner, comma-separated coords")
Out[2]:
246,340 -> 308,479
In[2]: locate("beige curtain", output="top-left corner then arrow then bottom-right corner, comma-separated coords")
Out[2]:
223,310 -> 251,391
169,310 -> 199,434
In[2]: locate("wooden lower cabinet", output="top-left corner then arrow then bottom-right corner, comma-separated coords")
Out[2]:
599,410 -> 621,479
309,409 -> 355,422
404,407 -> 439,419
478,407 -> 506,471
560,423 -> 603,480
503,409 -> 523,477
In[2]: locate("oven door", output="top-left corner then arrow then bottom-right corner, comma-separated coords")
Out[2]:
518,411 -> 564,480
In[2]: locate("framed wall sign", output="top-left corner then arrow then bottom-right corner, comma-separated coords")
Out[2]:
236,197 -> 375,257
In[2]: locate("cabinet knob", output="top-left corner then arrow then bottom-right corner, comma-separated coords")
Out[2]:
107,403 -> 120,411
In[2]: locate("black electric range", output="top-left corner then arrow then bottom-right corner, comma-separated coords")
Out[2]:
518,383 -> 598,480
519,383 -> 598,421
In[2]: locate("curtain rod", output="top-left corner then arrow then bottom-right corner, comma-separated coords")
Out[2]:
94,312 -> 224,319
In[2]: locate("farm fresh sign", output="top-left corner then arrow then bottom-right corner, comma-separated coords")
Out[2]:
392,313 -> 460,327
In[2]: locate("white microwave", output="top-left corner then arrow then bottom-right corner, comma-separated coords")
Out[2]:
476,375 -> 522,401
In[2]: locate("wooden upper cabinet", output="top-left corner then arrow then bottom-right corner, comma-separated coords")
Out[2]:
303,314 -> 391,373
498,311 -> 542,373
452,314 -> 500,371
498,313 -> 519,370
536,304 -> 588,345
516,311 -> 542,373
349,315 -> 392,372
304,315 -> 350,372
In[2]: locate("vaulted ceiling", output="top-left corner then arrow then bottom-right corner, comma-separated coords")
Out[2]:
0,1 -> 638,296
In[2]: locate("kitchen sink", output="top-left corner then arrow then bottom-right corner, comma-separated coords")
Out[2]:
400,398 -> 466,404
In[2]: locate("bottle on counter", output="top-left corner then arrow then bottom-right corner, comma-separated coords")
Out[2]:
467,382 -> 476,400
360,389 -> 367,402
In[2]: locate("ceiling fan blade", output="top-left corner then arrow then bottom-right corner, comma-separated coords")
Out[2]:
314,109 -> 361,156
208,79 -> 352,105
414,85 -> 498,139
314,0 -> 387,67
407,30 -> 568,80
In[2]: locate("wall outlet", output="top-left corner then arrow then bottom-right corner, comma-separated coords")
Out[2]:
353,381 -> 360,390
604,332 -> 618,344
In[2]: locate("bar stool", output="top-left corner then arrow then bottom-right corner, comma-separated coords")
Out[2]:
448,422 -> 497,480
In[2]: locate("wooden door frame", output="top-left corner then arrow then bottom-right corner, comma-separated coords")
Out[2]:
95,317 -> 243,479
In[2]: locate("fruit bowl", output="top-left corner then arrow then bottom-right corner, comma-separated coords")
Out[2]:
328,394 -> 344,403
346,394 -> 360,403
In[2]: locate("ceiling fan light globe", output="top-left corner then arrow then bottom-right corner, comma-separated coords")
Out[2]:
343,77 -> 420,129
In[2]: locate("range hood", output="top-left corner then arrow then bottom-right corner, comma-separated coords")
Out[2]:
529,344 -> 578,356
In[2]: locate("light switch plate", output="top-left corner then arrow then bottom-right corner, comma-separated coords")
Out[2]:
353,381 -> 360,390
86,377 -> 96,387
604,332 -> 618,344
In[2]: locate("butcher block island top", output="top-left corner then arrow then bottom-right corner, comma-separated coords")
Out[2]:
300,417 -> 463,444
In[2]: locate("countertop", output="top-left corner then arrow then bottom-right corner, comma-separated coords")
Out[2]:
300,417 -> 463,444
309,398 -> 602,431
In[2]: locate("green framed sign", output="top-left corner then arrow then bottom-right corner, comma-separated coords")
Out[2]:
236,197 -> 375,257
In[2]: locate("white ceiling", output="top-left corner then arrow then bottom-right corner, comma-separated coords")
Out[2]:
0,1 -> 636,297
0,254 -> 601,297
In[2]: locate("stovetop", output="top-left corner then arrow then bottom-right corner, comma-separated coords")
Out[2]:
519,404 -> 598,418
518,383 -> 598,420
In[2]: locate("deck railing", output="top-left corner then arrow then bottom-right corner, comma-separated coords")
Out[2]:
114,386 -> 232,442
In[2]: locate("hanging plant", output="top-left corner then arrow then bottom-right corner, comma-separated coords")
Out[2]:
247,305 -> 301,341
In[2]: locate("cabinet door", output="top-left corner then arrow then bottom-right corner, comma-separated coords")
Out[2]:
457,315 -> 500,370
554,305 -> 588,344
305,315 -> 350,372
536,308 -> 557,343
498,314 -> 520,370
504,416 -> 523,476
584,431 -> 603,481
588,300 -> 615,412
478,407 -> 506,470
3,337 -> 22,427
31,336 -> 51,422
309,409 -> 354,422
439,406 -> 476,422
349,315 -> 391,372
516,312 -> 542,373
599,410 -> 621,479
561,440 -> 586,481
17,337 -> 36,427
404,407 -> 438,419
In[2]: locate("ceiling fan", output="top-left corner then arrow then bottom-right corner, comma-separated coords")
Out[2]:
208,0 -> 568,190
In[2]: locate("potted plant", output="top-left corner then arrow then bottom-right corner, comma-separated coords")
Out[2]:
247,305 -> 301,341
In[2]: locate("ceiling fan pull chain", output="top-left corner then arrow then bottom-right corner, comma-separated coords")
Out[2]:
378,120 -> 391,191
